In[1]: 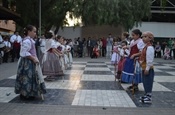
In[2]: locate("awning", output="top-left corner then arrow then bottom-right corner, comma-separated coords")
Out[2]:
0,6 -> 20,20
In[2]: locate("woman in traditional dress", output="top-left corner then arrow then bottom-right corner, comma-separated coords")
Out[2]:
62,39 -> 69,69
66,43 -> 73,67
15,25 -> 46,100
121,29 -> 144,91
42,31 -> 63,81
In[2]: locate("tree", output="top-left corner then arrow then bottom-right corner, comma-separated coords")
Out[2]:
8,0 -> 74,34
72,0 -> 152,30
9,0 -> 162,33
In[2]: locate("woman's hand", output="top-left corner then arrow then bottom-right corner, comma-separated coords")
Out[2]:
33,57 -> 39,64
144,70 -> 149,75
130,54 -> 135,59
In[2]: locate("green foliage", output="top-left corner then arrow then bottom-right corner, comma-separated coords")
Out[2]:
9,0 -> 153,33
73,0 -> 152,30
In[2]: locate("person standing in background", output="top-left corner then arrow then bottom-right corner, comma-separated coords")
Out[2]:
102,37 -> 107,57
3,36 -> 11,63
86,37 -> 91,57
168,38 -> 173,58
172,39 -> 175,59
155,42 -> 161,58
97,38 -> 103,57
106,34 -> 113,59
90,36 -> 97,58
10,31 -> 22,62
161,40 -> 167,56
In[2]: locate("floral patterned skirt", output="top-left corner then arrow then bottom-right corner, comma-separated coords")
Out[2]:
15,58 -> 46,97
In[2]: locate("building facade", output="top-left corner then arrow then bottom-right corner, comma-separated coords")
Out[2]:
0,0 -> 19,36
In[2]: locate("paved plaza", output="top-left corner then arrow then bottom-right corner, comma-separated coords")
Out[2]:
0,57 -> 175,115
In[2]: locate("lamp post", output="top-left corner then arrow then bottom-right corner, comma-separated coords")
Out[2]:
39,0 -> 41,37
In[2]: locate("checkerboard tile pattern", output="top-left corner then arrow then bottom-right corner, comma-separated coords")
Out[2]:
0,61 -> 174,108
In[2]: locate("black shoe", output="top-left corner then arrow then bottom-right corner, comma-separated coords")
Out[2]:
20,94 -> 27,100
44,76 -> 55,81
127,85 -> 139,91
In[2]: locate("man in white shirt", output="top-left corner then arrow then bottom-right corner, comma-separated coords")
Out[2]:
3,36 -> 11,63
10,31 -> 22,62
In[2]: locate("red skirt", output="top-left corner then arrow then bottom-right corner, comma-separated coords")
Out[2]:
117,58 -> 126,72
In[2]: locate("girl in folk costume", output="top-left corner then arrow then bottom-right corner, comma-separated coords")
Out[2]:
42,31 -> 63,81
111,42 -> 120,78
116,41 -> 130,81
121,29 -> 144,91
111,42 -> 120,65
139,31 -> 154,104
65,42 -> 73,67
61,38 -> 69,69
56,36 -> 65,72
123,32 -> 130,45
15,25 -> 46,100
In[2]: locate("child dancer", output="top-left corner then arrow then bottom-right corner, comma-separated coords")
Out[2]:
111,42 -> 120,79
56,36 -> 65,72
62,39 -> 69,69
139,31 -> 154,104
65,43 -> 73,67
42,31 -> 63,81
111,42 -> 120,64
116,41 -> 129,81
121,29 -> 144,91
15,25 -> 46,99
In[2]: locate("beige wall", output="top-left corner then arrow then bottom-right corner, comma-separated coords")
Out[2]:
0,20 -> 16,35
81,25 -> 124,39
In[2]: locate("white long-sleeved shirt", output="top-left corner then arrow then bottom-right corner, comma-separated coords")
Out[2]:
146,46 -> 154,71
10,35 -> 22,43
3,41 -> 11,48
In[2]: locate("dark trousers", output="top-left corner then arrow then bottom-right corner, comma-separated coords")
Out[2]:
3,51 -> 10,62
87,46 -> 91,57
102,46 -> 106,57
90,47 -> 93,57
155,51 -> 161,58
142,69 -> 154,94
173,49 -> 175,59
169,49 -> 173,57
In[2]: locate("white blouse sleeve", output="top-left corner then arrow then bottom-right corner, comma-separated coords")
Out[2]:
51,40 -> 57,48
146,46 -> 154,71
124,49 -> 130,57
10,35 -> 15,43
137,40 -> 145,51
20,39 -> 32,57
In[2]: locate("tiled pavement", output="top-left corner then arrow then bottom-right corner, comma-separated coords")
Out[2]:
0,57 -> 175,114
